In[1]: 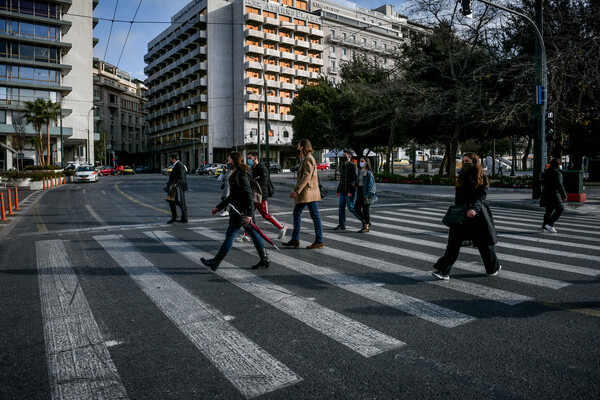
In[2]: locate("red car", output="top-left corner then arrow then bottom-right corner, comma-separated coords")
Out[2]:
316,162 -> 330,170
98,166 -> 114,176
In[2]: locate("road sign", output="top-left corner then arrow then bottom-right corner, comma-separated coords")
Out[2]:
106,144 -> 112,149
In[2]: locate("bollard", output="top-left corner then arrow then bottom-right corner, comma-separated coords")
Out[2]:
7,189 -> 13,215
0,193 -> 6,221
50,176 -> 53,188
43,177 -> 47,190
14,187 -> 19,211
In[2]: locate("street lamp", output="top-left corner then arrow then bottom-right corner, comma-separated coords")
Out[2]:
186,105 -> 197,173
87,105 -> 98,164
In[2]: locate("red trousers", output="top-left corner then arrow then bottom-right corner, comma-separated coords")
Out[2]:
254,200 -> 284,230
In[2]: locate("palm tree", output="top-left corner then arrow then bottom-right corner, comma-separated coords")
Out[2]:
42,100 -> 61,166
23,98 -> 60,166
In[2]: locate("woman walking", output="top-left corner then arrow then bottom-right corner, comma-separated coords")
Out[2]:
282,139 -> 324,249
540,158 -> 567,233
432,152 -> 501,280
354,157 -> 377,233
201,152 -> 269,271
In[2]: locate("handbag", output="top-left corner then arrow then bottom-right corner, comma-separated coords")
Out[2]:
165,185 -> 176,202
365,193 -> 378,205
442,204 -> 468,227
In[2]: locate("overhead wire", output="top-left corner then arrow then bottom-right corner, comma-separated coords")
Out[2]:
116,0 -> 143,69
102,0 -> 121,62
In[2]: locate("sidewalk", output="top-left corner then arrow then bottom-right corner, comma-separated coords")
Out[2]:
272,172 -> 600,217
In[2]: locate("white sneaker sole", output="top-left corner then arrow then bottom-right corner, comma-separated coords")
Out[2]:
432,271 -> 450,281
486,265 -> 502,277
278,226 -> 288,239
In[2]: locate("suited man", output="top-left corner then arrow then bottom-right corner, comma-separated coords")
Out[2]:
165,153 -> 188,223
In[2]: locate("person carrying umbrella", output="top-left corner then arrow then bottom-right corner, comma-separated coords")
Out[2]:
201,152 -> 269,271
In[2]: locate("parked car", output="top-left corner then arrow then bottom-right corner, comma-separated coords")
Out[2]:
269,162 -> 281,174
214,164 -> 225,177
135,166 -> 150,173
74,166 -> 99,183
290,164 -> 300,172
98,166 -> 114,176
196,163 -> 217,175
162,166 -> 173,175
122,166 -> 135,175
393,159 -> 410,166
316,162 -> 330,170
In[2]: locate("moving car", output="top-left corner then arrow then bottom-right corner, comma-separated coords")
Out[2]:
162,166 -> 173,175
74,166 -> 99,183
316,162 -> 330,170
269,162 -> 281,174
214,164 -> 225,177
98,166 -> 114,176
201,163 -> 222,175
290,164 -> 300,172
196,163 -> 217,175
122,166 -> 135,175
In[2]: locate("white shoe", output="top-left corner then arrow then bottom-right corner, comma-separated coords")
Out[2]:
543,224 -> 557,233
242,235 -> 251,242
235,235 -> 244,242
432,271 -> 450,281
278,225 -> 288,239
486,265 -> 502,277
219,210 -> 229,217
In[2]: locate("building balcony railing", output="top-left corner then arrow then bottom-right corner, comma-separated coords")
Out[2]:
264,17 -> 279,27
280,36 -> 295,46
145,14 -> 206,62
266,95 -> 280,104
145,30 -> 206,73
310,42 -> 324,51
327,66 -> 338,74
245,77 -> 263,87
244,61 -> 263,71
263,33 -> 279,43
245,29 -> 263,40
244,13 -> 263,24
244,45 -> 264,55
264,48 -> 279,58
296,25 -> 310,34
280,82 -> 295,90
280,67 -> 295,76
296,69 -> 310,78
147,62 -> 207,96
309,57 -> 324,66
310,28 -> 324,37
264,64 -> 279,73
281,114 -> 294,122
328,34 -> 341,43
280,51 -> 295,61
295,39 -> 310,49
265,80 -> 279,89
280,97 -> 292,105
146,46 -> 207,82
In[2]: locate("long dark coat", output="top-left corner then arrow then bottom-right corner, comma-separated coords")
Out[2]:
167,161 -> 188,192
216,170 -> 253,228
540,168 -> 567,207
449,175 -> 497,247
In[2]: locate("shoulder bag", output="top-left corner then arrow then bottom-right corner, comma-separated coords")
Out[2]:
442,204 -> 469,227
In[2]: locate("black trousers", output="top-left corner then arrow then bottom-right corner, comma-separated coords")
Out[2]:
543,203 -> 564,227
434,237 -> 499,276
169,188 -> 187,220
353,189 -> 371,224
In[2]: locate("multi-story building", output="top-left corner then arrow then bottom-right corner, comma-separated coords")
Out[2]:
93,59 -> 148,165
0,0 -> 98,170
144,0 -> 426,171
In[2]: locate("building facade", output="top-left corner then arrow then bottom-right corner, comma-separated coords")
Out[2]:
93,59 -> 148,166
0,0 -> 97,170
144,0 -> 426,171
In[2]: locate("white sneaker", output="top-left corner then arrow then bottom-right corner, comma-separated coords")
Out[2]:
486,265 -> 502,277
432,271 -> 450,281
219,210 -> 229,217
235,235 -> 244,242
278,225 -> 288,239
242,234 -> 251,242
543,224 -> 557,233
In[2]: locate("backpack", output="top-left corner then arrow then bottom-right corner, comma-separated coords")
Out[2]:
250,177 -> 263,204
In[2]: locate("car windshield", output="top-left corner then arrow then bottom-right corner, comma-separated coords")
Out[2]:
77,166 -> 94,172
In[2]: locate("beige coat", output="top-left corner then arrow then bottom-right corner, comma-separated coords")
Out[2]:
293,153 -> 321,204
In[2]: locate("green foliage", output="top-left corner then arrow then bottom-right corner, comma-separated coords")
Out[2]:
375,172 -> 455,186
0,170 -> 64,181
25,165 -> 62,171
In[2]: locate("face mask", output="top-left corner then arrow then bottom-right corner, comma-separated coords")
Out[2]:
359,162 -> 365,168
247,159 -> 254,166
462,162 -> 472,171
227,162 -> 233,170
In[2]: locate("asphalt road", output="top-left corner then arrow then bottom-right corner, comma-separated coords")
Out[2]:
1,173 -> 599,400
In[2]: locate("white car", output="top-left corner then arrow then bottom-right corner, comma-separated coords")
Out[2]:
74,166 -> 99,183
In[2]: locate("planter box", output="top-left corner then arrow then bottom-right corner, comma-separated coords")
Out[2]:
11,178 -> 31,188
65,176 -> 74,183
29,180 -> 43,190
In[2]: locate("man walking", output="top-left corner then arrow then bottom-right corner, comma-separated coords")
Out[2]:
334,150 -> 360,230
247,151 -> 288,238
164,153 -> 188,223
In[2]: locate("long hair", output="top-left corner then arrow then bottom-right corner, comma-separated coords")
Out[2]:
456,152 -> 484,188
298,139 -> 314,156
549,158 -> 562,170
360,157 -> 372,172
229,152 -> 248,175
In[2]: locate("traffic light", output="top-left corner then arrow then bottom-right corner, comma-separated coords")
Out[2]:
546,111 -> 554,140
460,0 -> 473,17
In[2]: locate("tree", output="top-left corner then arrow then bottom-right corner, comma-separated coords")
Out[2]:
11,113 -> 27,171
95,130 -> 108,165
23,98 -> 60,166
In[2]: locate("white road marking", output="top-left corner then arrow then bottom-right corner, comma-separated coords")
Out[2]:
36,240 -> 128,400
102,190 -> 107,195
94,234 -> 301,399
192,229 -> 474,328
85,205 -> 107,226
148,230 -> 405,357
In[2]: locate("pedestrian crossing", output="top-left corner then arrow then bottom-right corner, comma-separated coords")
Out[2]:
31,204 -> 600,399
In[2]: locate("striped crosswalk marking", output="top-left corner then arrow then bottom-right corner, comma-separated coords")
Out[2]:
94,234 -> 301,399
36,240 -> 128,400
325,216 -> 599,277
145,230 -> 405,357
192,228 -> 475,328
319,221 -> 569,290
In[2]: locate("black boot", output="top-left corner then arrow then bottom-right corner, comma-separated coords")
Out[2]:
201,250 -> 226,271
251,248 -> 270,269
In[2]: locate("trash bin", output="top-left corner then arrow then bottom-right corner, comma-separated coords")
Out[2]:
562,169 -> 583,193
588,159 -> 600,182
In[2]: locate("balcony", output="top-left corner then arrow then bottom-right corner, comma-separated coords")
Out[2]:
280,97 -> 293,105
310,42 -> 324,51
267,95 -> 280,104
280,52 -> 295,61
310,28 -> 324,37
263,33 -> 279,43
264,17 -> 279,27
296,69 -> 310,78
295,54 -> 309,63
244,61 -> 262,71
244,45 -> 264,55
245,13 -> 263,24
245,77 -> 263,86
309,57 -> 324,66
264,64 -> 279,73
245,29 -> 263,40
264,48 -> 279,58
280,36 -> 295,46
328,34 -> 341,43
280,82 -> 295,90
310,72 -> 321,80
297,26 -> 310,34
266,80 -> 280,89
280,67 -> 295,76
295,40 -> 310,49
327,67 -> 338,74
281,114 -> 294,122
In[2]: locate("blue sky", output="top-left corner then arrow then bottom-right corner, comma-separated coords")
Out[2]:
92,0 -> 409,81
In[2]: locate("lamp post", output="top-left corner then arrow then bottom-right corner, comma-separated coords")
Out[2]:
186,106 -> 197,172
59,102 -> 64,167
87,105 -> 98,164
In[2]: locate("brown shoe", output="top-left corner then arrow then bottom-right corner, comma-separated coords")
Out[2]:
306,242 -> 324,249
282,240 -> 300,248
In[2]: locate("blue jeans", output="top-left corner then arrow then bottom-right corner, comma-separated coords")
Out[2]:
338,193 -> 361,226
219,224 -> 265,255
291,202 -> 323,243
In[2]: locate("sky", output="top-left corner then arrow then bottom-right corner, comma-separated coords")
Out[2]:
92,0 -> 410,81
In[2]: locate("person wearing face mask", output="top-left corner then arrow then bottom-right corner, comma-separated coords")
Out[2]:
247,151 -> 288,239
354,157 -> 377,232
217,161 -> 234,217
432,152 -> 502,281
540,158 -> 567,233
333,150 -> 361,230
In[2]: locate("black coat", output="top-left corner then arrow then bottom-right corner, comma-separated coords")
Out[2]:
167,161 -> 188,192
252,161 -> 269,199
449,175 -> 497,247
216,170 -> 253,227
337,160 -> 358,195
540,168 -> 567,207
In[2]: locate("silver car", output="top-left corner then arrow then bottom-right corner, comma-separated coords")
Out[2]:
74,166 -> 99,183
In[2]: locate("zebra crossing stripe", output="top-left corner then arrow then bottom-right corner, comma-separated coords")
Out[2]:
192,229 -> 475,328
94,234 -> 301,399
146,230 -> 405,358
325,216 -> 599,277
36,240 -> 128,400
378,210 -> 600,253
319,221 -> 569,290
373,212 -> 600,264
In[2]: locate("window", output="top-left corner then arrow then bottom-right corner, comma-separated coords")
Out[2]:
295,34 -> 305,41
308,22 -> 320,29
329,45 -> 336,55
264,11 -> 276,19
330,29 -> 336,38
282,0 -> 292,5
329,60 -> 336,69
0,64 -> 5,80
0,19 -> 5,33
279,15 -> 291,23
296,0 -> 307,10
0,109 -> 5,123
245,6 -> 260,14
20,21 -> 34,36
294,19 -> 305,26
342,48 -> 347,58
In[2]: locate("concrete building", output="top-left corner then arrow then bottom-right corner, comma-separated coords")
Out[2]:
93,59 -> 148,166
144,0 -> 425,171
0,0 -> 98,170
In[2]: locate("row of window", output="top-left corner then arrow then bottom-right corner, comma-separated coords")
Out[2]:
0,64 -> 60,85
330,31 -> 397,52
245,7 -> 319,29
0,0 -> 61,19
0,19 -> 60,41
0,86 -> 61,104
245,38 -> 321,49
0,41 -> 59,63
246,102 -> 292,115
